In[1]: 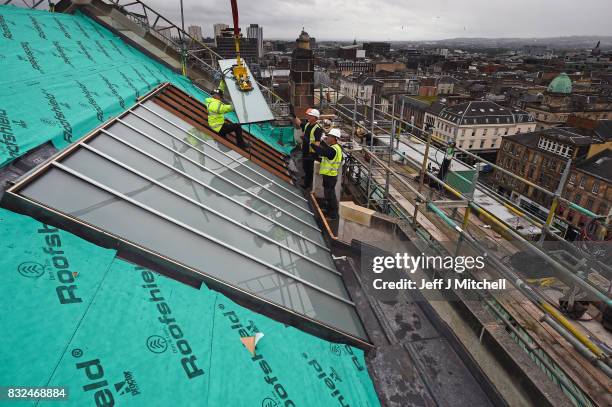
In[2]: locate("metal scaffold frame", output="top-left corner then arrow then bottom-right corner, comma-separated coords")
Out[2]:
101,0 -> 289,111
316,80 -> 612,388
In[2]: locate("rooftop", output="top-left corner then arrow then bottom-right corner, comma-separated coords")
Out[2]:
547,72 -> 573,94
575,149 -> 612,181
435,100 -> 533,125
506,127 -> 597,150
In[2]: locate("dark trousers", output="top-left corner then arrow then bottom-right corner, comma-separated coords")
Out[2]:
322,175 -> 338,218
302,157 -> 314,189
219,122 -> 245,146
437,158 -> 452,180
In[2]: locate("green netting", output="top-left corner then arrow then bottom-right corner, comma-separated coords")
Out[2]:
446,170 -> 477,195
0,208 -> 380,406
0,6 -> 294,168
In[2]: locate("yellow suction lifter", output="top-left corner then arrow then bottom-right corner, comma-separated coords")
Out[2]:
230,0 -> 253,92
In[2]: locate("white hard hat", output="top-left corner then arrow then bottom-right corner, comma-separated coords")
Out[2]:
327,128 -> 341,139
305,108 -> 320,118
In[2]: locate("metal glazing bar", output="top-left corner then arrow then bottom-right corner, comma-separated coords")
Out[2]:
117,114 -> 311,215
110,120 -> 321,231
135,104 -> 307,203
51,162 -> 354,306
99,128 -> 328,250
79,142 -> 338,275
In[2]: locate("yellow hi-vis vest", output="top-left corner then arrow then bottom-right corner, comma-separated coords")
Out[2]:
304,122 -> 320,153
205,97 -> 233,132
320,144 -> 343,177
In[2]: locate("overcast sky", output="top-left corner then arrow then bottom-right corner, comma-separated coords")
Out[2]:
145,0 -> 612,41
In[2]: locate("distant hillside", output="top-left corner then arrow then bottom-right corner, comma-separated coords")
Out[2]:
413,36 -> 612,50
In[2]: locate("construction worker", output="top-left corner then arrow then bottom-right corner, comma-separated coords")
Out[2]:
438,141 -> 455,180
292,108 -> 323,190
314,128 -> 343,220
205,88 -> 249,149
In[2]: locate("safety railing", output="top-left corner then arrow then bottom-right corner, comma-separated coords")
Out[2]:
319,79 -> 603,232
103,0 -> 290,119
3,0 -> 46,8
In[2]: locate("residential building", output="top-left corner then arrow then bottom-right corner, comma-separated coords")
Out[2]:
419,77 -> 437,97
423,100 -> 536,155
436,76 -> 457,95
187,25 -> 202,42
560,149 -> 611,236
363,42 -> 390,57
375,61 -> 406,73
215,28 -> 259,64
336,60 -> 374,76
525,73 -> 612,128
213,23 -> 229,46
338,45 -> 365,60
247,23 -> 264,59
493,126 -> 612,238
339,75 -> 381,102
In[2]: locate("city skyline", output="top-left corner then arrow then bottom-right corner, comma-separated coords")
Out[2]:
145,0 -> 612,41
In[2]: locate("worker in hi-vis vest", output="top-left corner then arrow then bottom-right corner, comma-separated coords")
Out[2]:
314,128 -> 343,220
205,87 -> 249,149
437,141 -> 455,181
292,108 -> 323,190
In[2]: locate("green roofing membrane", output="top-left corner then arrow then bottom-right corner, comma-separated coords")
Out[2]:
0,6 -> 294,168
0,207 -> 380,406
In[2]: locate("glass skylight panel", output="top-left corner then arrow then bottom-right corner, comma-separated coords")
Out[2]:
5,87 -> 368,344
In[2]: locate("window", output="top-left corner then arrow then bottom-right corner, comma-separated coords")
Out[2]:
592,180 -> 600,194
579,176 -> 585,189
528,167 -> 534,178
598,202 -> 608,215
3,91 -> 369,343
480,140 -> 485,148
483,128 -> 488,136
574,194 -> 582,205
585,198 -> 594,210
569,173 -> 576,185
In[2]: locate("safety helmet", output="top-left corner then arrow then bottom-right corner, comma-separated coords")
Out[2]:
327,128 -> 341,139
305,108 -> 320,118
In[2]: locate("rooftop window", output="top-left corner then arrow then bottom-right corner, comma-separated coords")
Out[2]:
4,87 -> 368,343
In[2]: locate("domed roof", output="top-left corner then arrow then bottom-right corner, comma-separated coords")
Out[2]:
547,73 -> 572,94
298,29 -> 310,42
296,28 -> 311,50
